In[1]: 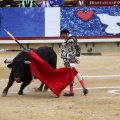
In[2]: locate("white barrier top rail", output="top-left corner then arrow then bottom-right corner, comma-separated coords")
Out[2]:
0,38 -> 120,44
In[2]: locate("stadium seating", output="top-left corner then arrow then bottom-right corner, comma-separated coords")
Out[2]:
0,0 -> 74,7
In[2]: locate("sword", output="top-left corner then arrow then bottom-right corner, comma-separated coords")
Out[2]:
4,29 -> 25,49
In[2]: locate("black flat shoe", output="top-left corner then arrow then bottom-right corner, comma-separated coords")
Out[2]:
63,93 -> 74,96
83,89 -> 88,95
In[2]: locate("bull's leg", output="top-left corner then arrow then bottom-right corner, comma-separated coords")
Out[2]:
2,81 -> 14,97
2,80 -> 14,97
35,82 -> 47,92
38,82 -> 44,91
44,85 -> 48,92
18,82 -> 30,95
2,74 -> 14,97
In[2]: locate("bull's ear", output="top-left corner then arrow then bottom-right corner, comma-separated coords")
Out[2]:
7,64 -> 12,68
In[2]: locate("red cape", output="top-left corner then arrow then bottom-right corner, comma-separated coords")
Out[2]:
30,50 -> 78,96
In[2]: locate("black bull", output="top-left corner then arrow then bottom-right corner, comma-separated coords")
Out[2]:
2,46 -> 57,96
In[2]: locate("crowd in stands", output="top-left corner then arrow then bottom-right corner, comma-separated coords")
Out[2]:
0,0 -> 119,8
0,0 -> 89,7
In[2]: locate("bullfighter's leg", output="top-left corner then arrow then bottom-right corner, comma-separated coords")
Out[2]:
18,81 -> 31,95
2,73 -> 14,97
63,81 -> 74,96
76,73 -> 88,95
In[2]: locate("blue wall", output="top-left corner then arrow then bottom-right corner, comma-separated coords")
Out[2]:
0,7 -> 120,38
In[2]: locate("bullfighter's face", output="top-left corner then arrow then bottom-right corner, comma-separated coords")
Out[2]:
60,33 -> 69,39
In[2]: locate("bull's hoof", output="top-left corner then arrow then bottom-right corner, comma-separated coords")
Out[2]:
1,92 -> 7,97
44,88 -> 48,92
18,91 -> 23,95
34,88 -> 42,92
44,86 -> 48,92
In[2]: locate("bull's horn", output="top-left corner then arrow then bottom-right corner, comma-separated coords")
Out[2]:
25,61 -> 31,64
4,59 -> 13,63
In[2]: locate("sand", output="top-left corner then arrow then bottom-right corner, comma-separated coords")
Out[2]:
0,51 -> 120,120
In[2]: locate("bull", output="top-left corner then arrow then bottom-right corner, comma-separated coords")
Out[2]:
2,46 -> 57,96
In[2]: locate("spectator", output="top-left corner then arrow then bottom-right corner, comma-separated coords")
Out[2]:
19,0 -> 36,7
51,0 -> 64,7
72,0 -> 89,7
37,0 -> 53,7
0,0 -> 18,7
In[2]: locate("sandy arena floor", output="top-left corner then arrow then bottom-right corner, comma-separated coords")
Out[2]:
0,51 -> 120,120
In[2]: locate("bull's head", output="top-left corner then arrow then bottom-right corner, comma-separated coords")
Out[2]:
4,59 -> 31,82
